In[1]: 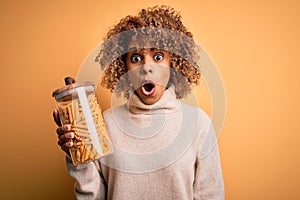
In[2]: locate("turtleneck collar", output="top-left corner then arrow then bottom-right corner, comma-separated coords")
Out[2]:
126,85 -> 181,115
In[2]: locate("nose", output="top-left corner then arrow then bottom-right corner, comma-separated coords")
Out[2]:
140,64 -> 153,74
140,55 -> 153,74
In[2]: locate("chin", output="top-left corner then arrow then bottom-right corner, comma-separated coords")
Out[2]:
139,95 -> 157,105
142,98 -> 157,105
135,90 -> 156,105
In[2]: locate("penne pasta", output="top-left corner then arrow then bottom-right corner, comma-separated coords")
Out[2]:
57,87 -> 113,166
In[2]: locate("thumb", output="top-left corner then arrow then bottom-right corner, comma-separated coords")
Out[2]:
53,109 -> 62,127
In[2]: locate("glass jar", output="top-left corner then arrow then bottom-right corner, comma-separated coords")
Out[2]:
52,81 -> 113,165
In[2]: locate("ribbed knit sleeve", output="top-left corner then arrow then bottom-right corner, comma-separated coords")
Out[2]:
193,123 -> 224,200
66,156 -> 106,200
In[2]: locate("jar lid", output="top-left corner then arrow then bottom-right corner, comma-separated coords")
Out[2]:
52,82 -> 95,101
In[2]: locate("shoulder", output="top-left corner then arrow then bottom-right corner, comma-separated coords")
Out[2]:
180,102 -> 216,154
180,102 -> 212,132
102,107 -> 113,121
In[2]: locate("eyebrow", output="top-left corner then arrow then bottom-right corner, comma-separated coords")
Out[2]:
150,48 -> 158,51
128,47 -> 138,52
127,47 -> 161,52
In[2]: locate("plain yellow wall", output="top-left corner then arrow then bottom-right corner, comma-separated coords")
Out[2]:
0,0 -> 299,199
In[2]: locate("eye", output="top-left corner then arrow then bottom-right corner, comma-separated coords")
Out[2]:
153,53 -> 164,61
131,54 -> 142,63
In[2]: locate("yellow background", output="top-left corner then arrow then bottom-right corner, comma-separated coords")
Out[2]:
0,0 -> 299,199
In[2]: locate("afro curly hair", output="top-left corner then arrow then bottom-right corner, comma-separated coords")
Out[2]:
95,5 -> 201,99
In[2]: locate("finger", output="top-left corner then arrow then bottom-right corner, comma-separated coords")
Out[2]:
58,140 -> 70,148
53,109 -> 62,127
61,141 -> 73,152
56,124 -> 71,136
58,132 -> 74,143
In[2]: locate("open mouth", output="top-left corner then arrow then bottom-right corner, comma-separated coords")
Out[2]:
141,80 -> 156,96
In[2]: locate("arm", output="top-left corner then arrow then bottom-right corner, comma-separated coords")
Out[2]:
193,125 -> 225,200
53,109 -> 106,199
66,157 -> 107,200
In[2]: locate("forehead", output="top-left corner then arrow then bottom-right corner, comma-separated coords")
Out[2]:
127,38 -> 155,50
126,35 -> 170,56
128,39 -> 166,52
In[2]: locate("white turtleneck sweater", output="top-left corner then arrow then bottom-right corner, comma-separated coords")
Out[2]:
66,87 -> 224,200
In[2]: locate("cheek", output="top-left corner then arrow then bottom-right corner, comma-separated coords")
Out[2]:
161,67 -> 170,78
156,67 -> 170,86
127,67 -> 142,88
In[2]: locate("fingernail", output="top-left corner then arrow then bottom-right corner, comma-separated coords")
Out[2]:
68,132 -> 74,138
64,124 -> 71,131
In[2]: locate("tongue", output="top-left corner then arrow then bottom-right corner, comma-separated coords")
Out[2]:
142,83 -> 155,96
143,83 -> 153,92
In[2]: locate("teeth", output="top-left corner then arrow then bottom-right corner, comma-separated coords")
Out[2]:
141,81 -> 155,96
143,83 -> 154,92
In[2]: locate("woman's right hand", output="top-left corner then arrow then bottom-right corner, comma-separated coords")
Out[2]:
53,109 -> 74,155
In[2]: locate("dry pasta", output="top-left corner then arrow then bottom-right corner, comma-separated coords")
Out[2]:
58,92 -> 113,165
